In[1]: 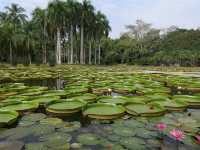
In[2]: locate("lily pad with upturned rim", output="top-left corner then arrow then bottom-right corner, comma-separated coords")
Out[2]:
30,96 -> 60,106
125,103 -> 166,117
46,100 -> 86,116
70,93 -> 97,103
1,101 -> 39,113
172,95 -> 200,108
0,110 -> 19,127
98,96 -> 127,105
153,99 -> 188,111
83,103 -> 125,120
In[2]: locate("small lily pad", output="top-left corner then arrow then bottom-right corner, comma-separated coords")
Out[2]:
77,133 -> 100,145
40,117 -> 63,126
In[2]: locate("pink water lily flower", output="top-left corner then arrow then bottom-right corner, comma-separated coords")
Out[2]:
196,135 -> 200,144
170,129 -> 184,141
156,123 -> 167,131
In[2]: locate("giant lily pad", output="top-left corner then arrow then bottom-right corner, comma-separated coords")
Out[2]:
154,100 -> 188,111
83,103 -> 125,120
172,95 -> 200,108
1,101 -> 39,113
46,100 -> 86,116
98,96 -> 127,105
30,96 -> 60,106
71,93 -> 97,103
0,110 -> 19,127
125,103 -> 166,117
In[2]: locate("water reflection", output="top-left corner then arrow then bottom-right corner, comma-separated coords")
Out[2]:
22,78 -> 67,90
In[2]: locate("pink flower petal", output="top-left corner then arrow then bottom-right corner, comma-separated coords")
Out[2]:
170,129 -> 184,141
156,123 -> 167,131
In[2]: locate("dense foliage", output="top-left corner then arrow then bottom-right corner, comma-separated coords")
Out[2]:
0,0 -> 110,65
101,22 -> 200,66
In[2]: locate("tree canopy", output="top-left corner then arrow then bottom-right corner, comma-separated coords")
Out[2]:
0,2 -> 199,66
0,0 -> 110,65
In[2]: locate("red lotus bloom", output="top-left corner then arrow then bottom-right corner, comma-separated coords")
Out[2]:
196,135 -> 200,144
156,123 -> 167,131
170,129 -> 184,141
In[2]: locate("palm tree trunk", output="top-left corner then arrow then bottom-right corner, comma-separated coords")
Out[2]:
43,23 -> 47,64
42,43 -> 47,64
80,24 -> 84,64
27,38 -> 32,64
70,24 -> 74,64
9,40 -> 12,64
98,42 -> 101,65
94,46 -> 97,65
56,27 -> 61,65
89,41 -> 92,64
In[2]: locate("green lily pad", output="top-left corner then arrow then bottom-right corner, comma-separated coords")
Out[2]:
123,96 -> 146,104
113,126 -> 136,137
98,96 -> 127,105
25,142 -> 48,150
31,124 -> 55,136
153,100 -> 188,111
46,100 -> 86,116
40,117 -> 63,126
145,93 -> 170,102
77,133 -> 100,145
57,121 -> 81,132
21,113 -> 46,122
83,103 -> 125,120
43,90 -> 67,97
0,110 -> 19,127
30,96 -> 60,106
120,137 -> 146,150
172,95 -> 200,108
0,141 -> 24,150
71,93 -> 97,103
1,101 -> 39,113
6,127 -> 35,140
125,103 -> 166,117
39,132 -> 71,149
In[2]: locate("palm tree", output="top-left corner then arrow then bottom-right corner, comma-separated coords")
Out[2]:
32,8 -> 48,64
23,21 -> 36,64
4,3 -> 27,64
47,0 -> 66,65
79,0 -> 94,64
67,0 -> 77,64
94,11 -> 110,64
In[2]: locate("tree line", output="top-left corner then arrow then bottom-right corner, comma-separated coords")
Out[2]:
101,20 -> 200,66
0,0 -> 110,65
0,1 -> 200,66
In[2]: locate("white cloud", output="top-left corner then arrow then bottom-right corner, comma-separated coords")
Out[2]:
1,0 -> 200,38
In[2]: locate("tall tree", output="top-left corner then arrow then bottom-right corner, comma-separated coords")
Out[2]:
94,11 -> 110,64
32,8 -> 48,64
47,0 -> 66,65
4,3 -> 27,64
79,0 -> 94,64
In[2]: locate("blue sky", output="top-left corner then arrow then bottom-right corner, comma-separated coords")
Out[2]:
0,0 -> 200,38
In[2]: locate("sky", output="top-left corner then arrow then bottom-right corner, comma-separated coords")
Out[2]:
0,0 -> 200,38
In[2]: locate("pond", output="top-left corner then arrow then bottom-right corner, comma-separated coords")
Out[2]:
0,65 -> 200,150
